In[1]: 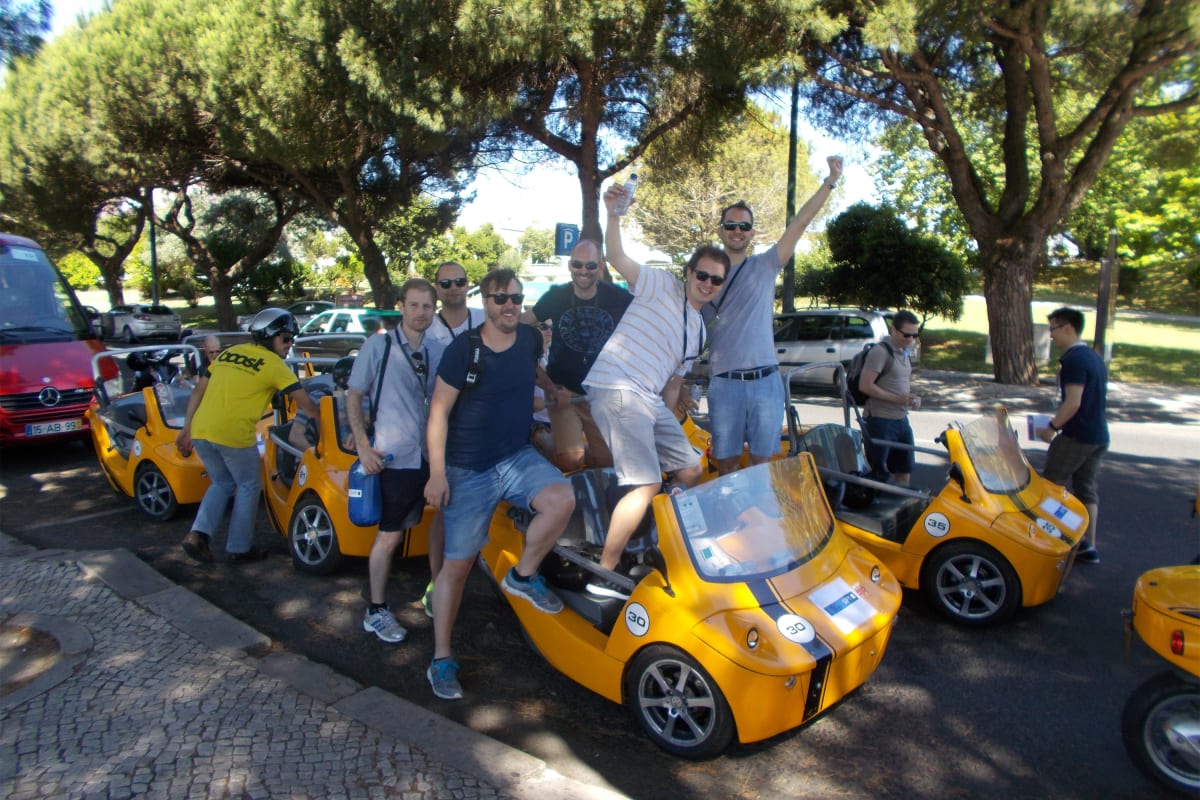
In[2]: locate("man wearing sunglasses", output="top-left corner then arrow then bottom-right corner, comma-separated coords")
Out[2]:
522,238 -> 632,470
427,261 -> 485,346
579,183 -> 725,600
177,308 -> 320,564
424,268 -> 575,700
346,278 -> 446,643
705,156 -> 844,476
857,310 -> 923,486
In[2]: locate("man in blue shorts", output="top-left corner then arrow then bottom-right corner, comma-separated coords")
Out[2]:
423,268 -> 575,700
704,156 -> 843,475
858,310 -> 922,485
1035,307 -> 1108,564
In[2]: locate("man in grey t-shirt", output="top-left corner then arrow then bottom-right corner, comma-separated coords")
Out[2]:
703,156 -> 843,475
858,310 -> 922,485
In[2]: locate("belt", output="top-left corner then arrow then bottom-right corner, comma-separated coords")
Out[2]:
717,366 -> 778,381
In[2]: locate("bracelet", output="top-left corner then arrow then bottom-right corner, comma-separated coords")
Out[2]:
823,179 -> 837,189
1048,421 -> 1059,432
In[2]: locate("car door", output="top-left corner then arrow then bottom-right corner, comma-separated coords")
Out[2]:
834,314 -> 879,364
775,313 -> 838,365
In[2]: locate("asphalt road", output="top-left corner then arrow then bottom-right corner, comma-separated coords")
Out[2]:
2,395 -> 1198,799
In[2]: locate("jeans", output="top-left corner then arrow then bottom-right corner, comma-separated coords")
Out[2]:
191,439 -> 262,554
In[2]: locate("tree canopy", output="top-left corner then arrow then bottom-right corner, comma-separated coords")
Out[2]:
799,0 -> 1198,383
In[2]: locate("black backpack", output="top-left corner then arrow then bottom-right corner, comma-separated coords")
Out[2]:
846,341 -> 894,406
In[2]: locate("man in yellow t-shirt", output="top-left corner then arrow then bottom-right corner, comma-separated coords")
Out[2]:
176,308 -> 320,563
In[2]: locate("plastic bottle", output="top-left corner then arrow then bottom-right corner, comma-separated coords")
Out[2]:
615,173 -> 637,216
348,454 -> 393,527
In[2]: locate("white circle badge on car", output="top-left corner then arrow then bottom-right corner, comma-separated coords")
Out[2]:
776,613 -> 816,644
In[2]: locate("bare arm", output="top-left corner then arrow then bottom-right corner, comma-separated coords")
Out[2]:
603,183 -> 641,288
1037,384 -> 1084,442
860,368 -> 917,407
776,156 -> 843,261
174,375 -> 209,457
424,376 -> 460,508
289,387 -> 320,419
346,386 -> 387,472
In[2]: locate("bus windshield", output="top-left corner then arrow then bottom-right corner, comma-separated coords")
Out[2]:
0,241 -> 95,342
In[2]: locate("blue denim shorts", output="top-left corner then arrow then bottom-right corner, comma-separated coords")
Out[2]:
442,446 -> 568,560
707,372 -> 786,460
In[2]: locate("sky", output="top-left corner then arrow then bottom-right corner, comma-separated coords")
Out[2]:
50,1 -> 878,258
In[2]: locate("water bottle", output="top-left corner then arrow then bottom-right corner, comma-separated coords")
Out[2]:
615,173 -> 637,216
348,454 -> 393,527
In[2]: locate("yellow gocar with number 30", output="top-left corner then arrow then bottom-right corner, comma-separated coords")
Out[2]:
478,456 -> 902,759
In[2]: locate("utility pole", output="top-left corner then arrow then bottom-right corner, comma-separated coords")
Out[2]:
147,188 -> 160,306
782,73 -> 800,314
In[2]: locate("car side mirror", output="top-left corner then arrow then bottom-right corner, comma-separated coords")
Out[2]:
947,462 -> 970,503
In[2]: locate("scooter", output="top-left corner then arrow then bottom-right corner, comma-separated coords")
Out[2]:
1121,485 -> 1200,795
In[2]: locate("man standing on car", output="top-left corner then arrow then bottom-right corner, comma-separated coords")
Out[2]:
705,156 -> 843,475
581,182 -> 720,600
522,238 -> 632,470
177,309 -> 320,563
347,278 -> 445,643
858,310 -> 922,486
427,261 -> 485,346
424,268 -> 575,701
1035,307 -> 1108,564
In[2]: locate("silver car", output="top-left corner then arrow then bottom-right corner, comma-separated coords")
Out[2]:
100,304 -> 182,343
773,309 -> 892,387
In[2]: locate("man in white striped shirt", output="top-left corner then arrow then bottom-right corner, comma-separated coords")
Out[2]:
582,181 -> 728,599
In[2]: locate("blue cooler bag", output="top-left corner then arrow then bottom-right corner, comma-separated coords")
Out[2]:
348,459 -> 384,527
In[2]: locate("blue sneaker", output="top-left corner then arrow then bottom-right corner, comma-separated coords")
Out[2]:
427,658 -> 463,700
502,568 -> 563,614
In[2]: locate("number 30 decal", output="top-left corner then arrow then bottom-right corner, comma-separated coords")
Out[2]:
624,602 -> 650,637
776,613 -> 816,644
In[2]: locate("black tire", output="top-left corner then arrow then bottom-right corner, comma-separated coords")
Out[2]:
121,325 -> 136,344
920,540 -> 1021,626
624,645 -> 735,759
288,494 -> 343,575
134,462 -> 178,521
1122,671 -> 1200,796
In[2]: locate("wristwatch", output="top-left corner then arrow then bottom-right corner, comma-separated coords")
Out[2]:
1048,421 -> 1059,432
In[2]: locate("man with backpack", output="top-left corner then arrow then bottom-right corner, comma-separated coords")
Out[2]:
856,310 -> 922,485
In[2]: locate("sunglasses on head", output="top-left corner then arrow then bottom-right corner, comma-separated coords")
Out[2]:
693,270 -> 726,286
437,277 -> 469,289
569,260 -> 599,271
487,292 -> 525,306
720,221 -> 753,232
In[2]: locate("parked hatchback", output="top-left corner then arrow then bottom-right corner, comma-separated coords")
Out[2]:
100,304 -> 182,343
773,309 -> 891,386
238,300 -> 334,331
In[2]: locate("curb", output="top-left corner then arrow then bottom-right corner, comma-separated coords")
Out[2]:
7,538 -> 626,800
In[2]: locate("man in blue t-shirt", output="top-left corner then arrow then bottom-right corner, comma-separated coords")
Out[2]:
524,237 -> 632,470
423,268 -> 575,701
1035,307 -> 1109,564
704,156 -> 842,475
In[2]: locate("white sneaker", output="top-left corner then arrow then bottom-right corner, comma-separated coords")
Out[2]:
363,607 -> 407,643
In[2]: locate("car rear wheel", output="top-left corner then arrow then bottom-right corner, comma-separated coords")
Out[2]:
121,325 -> 136,344
1122,671 -> 1200,795
921,540 -> 1021,626
288,494 -> 343,575
134,463 -> 178,521
625,645 -> 735,759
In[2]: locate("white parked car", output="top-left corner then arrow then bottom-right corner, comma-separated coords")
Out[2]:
99,304 -> 182,343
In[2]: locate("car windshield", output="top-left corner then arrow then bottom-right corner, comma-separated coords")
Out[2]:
299,313 -> 330,334
673,458 -> 835,582
957,411 -> 1031,494
0,245 -> 94,341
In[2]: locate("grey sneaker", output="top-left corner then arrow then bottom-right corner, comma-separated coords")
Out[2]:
362,607 -> 407,643
586,578 -> 630,601
421,581 -> 434,619
427,658 -> 463,700
502,568 -> 563,614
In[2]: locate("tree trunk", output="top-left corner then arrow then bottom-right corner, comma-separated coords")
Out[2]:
207,266 -> 237,331
579,172 -> 603,248
342,221 -> 392,309
981,239 -> 1041,385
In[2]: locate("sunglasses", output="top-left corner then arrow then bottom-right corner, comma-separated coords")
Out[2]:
537,321 -> 552,331
410,350 -> 427,375
720,221 -> 753,232
693,270 -> 726,286
569,260 -> 599,271
486,292 -> 525,306
897,330 -> 919,339
437,277 -> 469,289
278,334 -> 295,343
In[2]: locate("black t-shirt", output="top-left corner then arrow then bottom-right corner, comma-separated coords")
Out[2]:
532,281 -> 632,393
437,324 -> 543,470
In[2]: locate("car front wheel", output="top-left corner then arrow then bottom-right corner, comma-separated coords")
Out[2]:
1122,671 -> 1200,795
921,540 -> 1021,626
625,645 -> 735,759
288,494 -> 343,575
134,462 -> 178,521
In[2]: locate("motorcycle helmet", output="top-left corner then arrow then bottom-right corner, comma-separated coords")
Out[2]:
332,356 -> 355,390
249,308 -> 299,344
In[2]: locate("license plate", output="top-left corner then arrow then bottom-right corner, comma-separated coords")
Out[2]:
25,419 -> 82,436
